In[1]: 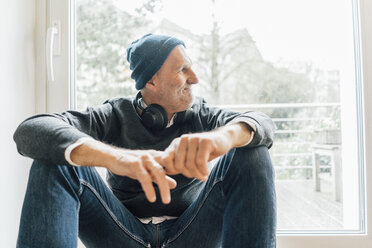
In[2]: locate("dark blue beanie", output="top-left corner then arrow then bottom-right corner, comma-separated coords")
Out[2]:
126,33 -> 185,90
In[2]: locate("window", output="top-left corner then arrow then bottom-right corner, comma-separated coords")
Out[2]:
42,0 -> 372,246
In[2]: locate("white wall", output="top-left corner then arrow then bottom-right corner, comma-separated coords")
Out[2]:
0,0 -> 35,247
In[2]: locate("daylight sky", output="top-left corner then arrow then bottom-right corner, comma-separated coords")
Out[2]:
114,0 -> 355,71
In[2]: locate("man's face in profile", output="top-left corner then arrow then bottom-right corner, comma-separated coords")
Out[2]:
152,45 -> 199,113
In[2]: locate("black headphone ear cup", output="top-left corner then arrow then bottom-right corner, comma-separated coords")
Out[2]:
141,104 -> 168,130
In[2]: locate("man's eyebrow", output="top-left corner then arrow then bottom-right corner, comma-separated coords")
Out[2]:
176,61 -> 192,71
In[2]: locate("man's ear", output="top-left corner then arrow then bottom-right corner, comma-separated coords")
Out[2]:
144,75 -> 158,92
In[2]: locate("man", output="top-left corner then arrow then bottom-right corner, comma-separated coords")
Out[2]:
14,33 -> 276,248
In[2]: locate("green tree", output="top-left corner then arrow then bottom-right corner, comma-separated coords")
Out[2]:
76,0 -> 160,109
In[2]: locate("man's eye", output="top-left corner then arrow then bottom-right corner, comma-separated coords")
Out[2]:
178,66 -> 189,73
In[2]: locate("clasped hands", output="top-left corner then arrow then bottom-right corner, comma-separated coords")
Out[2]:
107,131 -> 233,205
70,123 -> 249,204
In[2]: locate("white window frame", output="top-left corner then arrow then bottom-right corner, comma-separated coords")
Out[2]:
36,0 -> 372,246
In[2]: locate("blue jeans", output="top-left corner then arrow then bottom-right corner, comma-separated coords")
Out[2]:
17,146 -> 276,248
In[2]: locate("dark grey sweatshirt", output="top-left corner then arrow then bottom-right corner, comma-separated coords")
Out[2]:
14,96 -> 275,218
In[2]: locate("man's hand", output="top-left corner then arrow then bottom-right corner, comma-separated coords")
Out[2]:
70,141 -> 176,204
69,123 -> 251,204
160,132 -> 230,181
107,150 -> 177,204
160,123 -> 253,181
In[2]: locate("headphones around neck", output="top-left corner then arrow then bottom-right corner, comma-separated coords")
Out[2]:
134,92 -> 193,131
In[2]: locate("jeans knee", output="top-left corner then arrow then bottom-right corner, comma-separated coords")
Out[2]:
228,146 -> 274,181
28,160 -> 80,191
219,146 -> 276,206
29,160 -> 57,180
30,160 -> 67,178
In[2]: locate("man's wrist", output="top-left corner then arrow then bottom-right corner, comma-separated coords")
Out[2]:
223,122 -> 254,148
65,137 -> 94,166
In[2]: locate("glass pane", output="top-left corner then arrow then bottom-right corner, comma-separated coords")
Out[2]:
75,0 -> 362,232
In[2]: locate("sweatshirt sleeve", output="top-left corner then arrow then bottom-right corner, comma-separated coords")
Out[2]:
194,98 -> 276,149
13,102 -> 119,165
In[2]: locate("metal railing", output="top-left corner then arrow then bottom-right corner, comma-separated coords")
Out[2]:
219,102 -> 342,180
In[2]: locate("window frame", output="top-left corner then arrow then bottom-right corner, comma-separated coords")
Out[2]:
38,0 -> 372,246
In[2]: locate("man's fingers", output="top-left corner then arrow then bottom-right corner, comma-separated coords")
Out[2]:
196,139 -> 212,176
162,151 -> 178,175
186,138 -> 206,180
147,162 -> 171,204
174,137 -> 187,171
185,138 -> 197,171
163,148 -> 193,178
136,168 -> 156,203
166,175 -> 177,189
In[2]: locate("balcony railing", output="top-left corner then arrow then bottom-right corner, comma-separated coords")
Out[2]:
218,102 -> 342,180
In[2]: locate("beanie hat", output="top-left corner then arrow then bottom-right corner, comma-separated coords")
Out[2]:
126,33 -> 185,90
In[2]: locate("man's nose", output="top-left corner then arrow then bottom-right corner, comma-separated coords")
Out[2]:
187,68 -> 199,84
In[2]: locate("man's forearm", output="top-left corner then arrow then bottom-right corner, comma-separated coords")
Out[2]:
70,139 -> 119,168
217,122 -> 253,148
